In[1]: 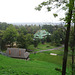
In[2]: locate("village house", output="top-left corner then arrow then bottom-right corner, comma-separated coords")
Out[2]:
6,48 -> 30,60
34,30 -> 51,39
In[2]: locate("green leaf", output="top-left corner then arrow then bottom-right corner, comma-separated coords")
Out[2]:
64,24 -> 69,27
59,18 -> 64,21
62,7 -> 67,10
47,7 -> 51,11
53,14 -> 58,18
35,5 -> 42,11
41,1 -> 48,6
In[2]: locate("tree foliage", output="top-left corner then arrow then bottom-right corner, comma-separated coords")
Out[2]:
17,33 -> 33,49
51,28 -> 65,46
0,22 -> 10,30
2,25 -> 18,47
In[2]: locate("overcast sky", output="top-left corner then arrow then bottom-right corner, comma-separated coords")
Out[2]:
0,0 -> 66,23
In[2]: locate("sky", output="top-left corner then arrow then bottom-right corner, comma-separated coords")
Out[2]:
0,0 -> 66,23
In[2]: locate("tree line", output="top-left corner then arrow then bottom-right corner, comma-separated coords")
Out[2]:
0,22 -> 67,49
0,22 -> 74,49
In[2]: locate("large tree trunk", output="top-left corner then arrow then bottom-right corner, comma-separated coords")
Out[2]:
72,22 -> 75,75
62,19 -> 71,75
0,39 -> 1,51
72,48 -> 74,75
72,1 -> 75,74
62,0 -> 74,75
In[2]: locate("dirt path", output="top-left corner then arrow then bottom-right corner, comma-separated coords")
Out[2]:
36,45 -> 64,53
0,51 -> 8,56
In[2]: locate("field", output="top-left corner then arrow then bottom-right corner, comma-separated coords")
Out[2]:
0,55 -> 71,75
0,43 -> 74,75
30,52 -> 72,67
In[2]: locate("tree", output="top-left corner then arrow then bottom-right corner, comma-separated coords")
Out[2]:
69,4 -> 75,75
17,33 -> 33,49
62,0 -> 74,75
17,33 -> 27,48
35,0 -> 74,75
46,35 -> 51,42
51,29 -> 60,46
18,25 -> 27,35
33,39 -> 39,48
2,25 -> 18,47
51,28 -> 65,46
25,25 -> 40,34
42,25 -> 54,33
69,26 -> 75,75
0,22 -> 10,30
0,30 -> 4,50
72,4 -> 75,75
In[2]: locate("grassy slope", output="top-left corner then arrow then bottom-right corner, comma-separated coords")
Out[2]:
30,53 -> 72,68
0,43 -> 73,75
30,53 -> 63,65
0,55 -> 71,75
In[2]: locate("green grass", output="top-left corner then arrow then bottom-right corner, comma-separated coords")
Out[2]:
30,53 -> 63,65
43,50 -> 64,55
30,52 -> 74,69
42,47 -> 73,56
0,54 -> 71,75
0,43 -> 73,75
28,43 -> 56,51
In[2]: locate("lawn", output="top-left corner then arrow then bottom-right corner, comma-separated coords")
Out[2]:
30,52 -> 72,68
0,54 -> 71,75
0,43 -> 74,75
28,43 -> 56,51
43,49 -> 64,55
28,43 -> 72,52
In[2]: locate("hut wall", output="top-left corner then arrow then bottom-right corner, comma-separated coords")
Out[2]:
6,48 -> 27,58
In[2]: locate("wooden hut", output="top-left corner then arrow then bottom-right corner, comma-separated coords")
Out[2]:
6,48 -> 30,59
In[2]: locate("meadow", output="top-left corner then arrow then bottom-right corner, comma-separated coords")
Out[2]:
0,43 -> 73,75
0,54 -> 71,75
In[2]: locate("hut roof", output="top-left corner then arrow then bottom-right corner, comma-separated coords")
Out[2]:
6,48 -> 29,59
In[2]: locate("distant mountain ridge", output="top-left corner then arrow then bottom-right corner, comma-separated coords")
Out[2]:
8,22 -> 66,26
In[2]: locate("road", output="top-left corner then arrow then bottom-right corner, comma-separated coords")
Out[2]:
36,45 -> 64,53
